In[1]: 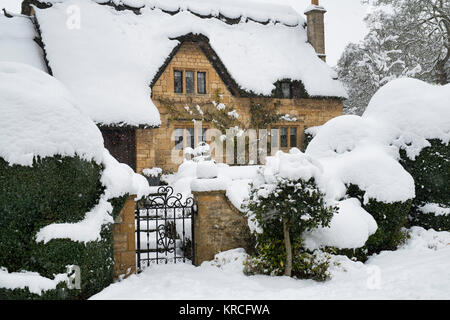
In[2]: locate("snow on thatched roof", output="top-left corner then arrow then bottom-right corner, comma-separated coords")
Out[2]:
0,13 -> 47,71
33,0 -> 347,127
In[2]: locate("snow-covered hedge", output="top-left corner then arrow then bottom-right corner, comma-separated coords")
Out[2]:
365,78 -> 450,232
0,62 -> 150,299
305,78 -> 450,254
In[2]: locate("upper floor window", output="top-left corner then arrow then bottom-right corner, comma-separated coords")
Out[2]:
174,70 -> 183,93
197,72 -> 206,94
173,69 -> 207,95
186,71 -> 195,94
281,82 -> 291,99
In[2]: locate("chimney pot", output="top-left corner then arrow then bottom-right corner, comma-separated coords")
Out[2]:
312,0 -> 319,5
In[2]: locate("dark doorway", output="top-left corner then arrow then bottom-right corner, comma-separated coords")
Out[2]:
101,128 -> 136,171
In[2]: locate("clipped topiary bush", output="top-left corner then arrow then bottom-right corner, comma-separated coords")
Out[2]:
243,176 -> 337,280
399,140 -> 450,231
302,126 -> 320,152
346,184 -> 412,255
0,62 -> 147,299
0,155 -> 121,299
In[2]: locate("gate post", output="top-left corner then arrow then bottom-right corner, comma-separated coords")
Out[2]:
192,190 -> 253,266
113,194 -> 137,279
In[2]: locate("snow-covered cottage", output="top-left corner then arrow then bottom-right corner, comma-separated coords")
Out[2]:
3,0 -> 347,172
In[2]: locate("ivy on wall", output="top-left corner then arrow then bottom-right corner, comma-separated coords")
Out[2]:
163,88 -> 290,132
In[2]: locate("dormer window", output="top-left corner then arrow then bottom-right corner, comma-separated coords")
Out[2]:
174,70 -> 183,93
281,82 -> 291,98
186,71 -> 195,94
197,72 -> 206,94
173,69 -> 208,94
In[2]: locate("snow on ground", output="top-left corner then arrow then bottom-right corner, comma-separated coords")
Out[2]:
91,227 -> 450,300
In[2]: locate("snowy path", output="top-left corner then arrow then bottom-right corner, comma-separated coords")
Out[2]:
91,227 -> 450,300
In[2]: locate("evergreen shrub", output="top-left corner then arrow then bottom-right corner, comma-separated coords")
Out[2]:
243,177 -> 337,281
399,139 -> 450,231
0,155 -> 124,299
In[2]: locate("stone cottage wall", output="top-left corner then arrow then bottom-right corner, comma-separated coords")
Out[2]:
112,195 -> 136,279
192,190 -> 253,266
136,41 -> 343,173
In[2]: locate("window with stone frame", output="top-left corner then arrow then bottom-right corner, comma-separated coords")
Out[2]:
271,126 -> 299,149
173,69 -> 208,94
185,71 -> 195,94
173,127 -> 208,150
197,72 -> 206,94
174,70 -> 183,93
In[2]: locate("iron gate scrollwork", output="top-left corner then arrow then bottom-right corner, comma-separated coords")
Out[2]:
135,186 -> 196,270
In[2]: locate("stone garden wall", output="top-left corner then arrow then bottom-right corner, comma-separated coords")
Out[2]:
192,190 -> 253,265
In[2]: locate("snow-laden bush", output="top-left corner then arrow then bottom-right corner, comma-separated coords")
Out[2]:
243,174 -> 337,280
364,78 -> 450,231
400,139 -> 449,231
0,63 -> 149,299
242,150 -> 341,280
305,116 -> 414,256
305,78 -> 449,255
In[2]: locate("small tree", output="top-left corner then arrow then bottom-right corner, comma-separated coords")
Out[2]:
244,176 -> 336,277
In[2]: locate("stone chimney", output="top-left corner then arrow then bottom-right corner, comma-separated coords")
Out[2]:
304,0 -> 327,62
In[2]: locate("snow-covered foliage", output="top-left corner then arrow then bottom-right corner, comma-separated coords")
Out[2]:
0,62 -> 104,167
363,78 -> 450,160
0,14 -> 46,71
303,198 -> 378,250
34,0 -> 346,126
337,0 -> 449,114
0,268 -> 68,296
164,159 -> 259,219
169,146 -> 380,250
306,115 -> 415,203
36,149 -> 151,244
101,150 -> 151,199
305,77 -> 450,247
246,149 -> 379,250
142,167 -> 162,177
203,248 -> 249,274
0,62 -> 150,244
307,77 -> 450,203
418,203 -> 450,217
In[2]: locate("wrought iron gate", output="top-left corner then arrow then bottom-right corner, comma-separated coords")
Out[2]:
135,186 -> 196,270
